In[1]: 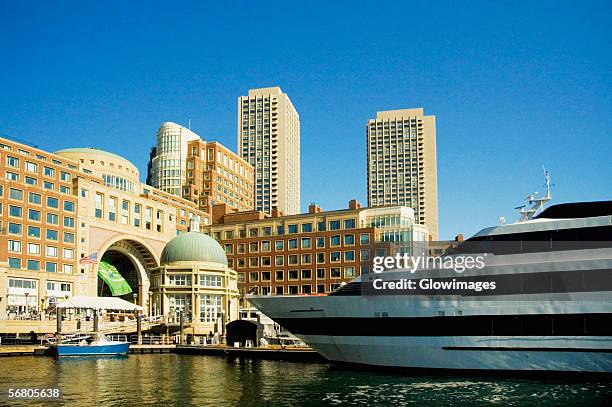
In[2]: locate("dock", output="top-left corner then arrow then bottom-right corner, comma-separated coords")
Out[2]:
175,345 -> 328,362
128,344 -> 176,354
0,345 -> 49,356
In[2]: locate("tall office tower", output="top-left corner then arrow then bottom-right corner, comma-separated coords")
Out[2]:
367,108 -> 439,240
238,87 -> 300,215
148,122 -> 200,196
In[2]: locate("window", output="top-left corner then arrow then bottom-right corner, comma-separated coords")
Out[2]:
29,192 -> 41,204
263,226 -> 272,236
8,223 -> 22,235
316,252 -> 325,264
329,220 -> 340,230
330,252 -> 341,262
249,272 -> 259,282
288,224 -> 298,234
63,232 -> 75,243
95,193 -> 103,218
288,239 -> 298,249
47,196 -> 59,208
344,266 -> 356,278
330,267 -> 341,278
249,257 -> 259,267
301,254 -> 312,264
301,285 -> 312,294
360,234 -> 370,244
8,240 -> 22,252
249,228 -> 258,237
301,237 -> 311,249
275,255 -> 284,266
249,242 -> 259,253
288,254 -> 298,265
43,166 -> 55,177
168,274 -> 192,286
275,240 -> 284,251
330,235 -> 341,246
237,243 -> 245,254
361,249 -> 370,261
27,260 -> 40,271
25,176 -> 37,186
8,258 -> 22,269
275,270 -> 284,281
317,284 -> 325,294
224,244 -> 233,254
199,294 -> 222,323
108,197 -> 116,221
46,246 -> 58,257
63,248 -> 74,259
64,201 -> 75,212
288,270 -> 299,280
343,219 -> 356,229
46,213 -> 59,225
9,188 -> 23,200
261,241 -> 271,252
261,271 -> 271,281
46,229 -> 58,241
200,274 -> 222,288
6,155 -> 20,168
288,286 -> 298,294
344,251 -> 355,261
344,234 -> 355,245
301,223 -> 313,233
261,256 -> 271,266
301,269 -> 312,279
9,205 -> 22,218
316,237 -> 325,248
60,171 -> 71,182
28,226 -> 41,238
64,216 -> 75,228
316,268 -> 325,279
317,221 -> 326,232
276,226 -> 285,235
43,181 -> 54,190
27,243 -> 40,254
5,171 -> 19,181
25,161 -> 38,172
62,264 -> 74,274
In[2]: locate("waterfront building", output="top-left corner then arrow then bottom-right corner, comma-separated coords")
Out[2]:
238,87 -> 300,215
204,200 -> 428,306
0,136 -> 211,333
149,231 -> 239,339
366,108 -> 439,239
147,122 -> 255,213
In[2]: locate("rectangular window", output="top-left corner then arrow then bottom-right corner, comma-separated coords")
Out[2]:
43,166 -> 55,177
330,235 -> 341,246
108,197 -> 117,221
9,205 -> 22,218
316,252 -> 325,264
46,229 -> 58,241
261,241 -> 271,252
9,188 -> 23,200
27,260 -> 40,271
25,176 -> 37,186
329,220 -> 340,230
46,213 -> 59,225
168,274 -> 192,286
275,270 -> 284,281
64,201 -> 75,212
316,268 -> 325,279
301,254 -> 312,264
360,234 -> 370,244
63,264 -> 74,274
6,155 -> 20,168
200,274 -> 222,288
8,223 -> 22,235
95,193 -> 104,218
288,270 -> 299,280
344,251 -> 355,261
275,240 -> 284,251
47,196 -> 59,208
28,226 -> 41,238
29,192 -> 42,205
317,221 -> 326,232
301,269 -> 312,280
5,171 -> 19,181
301,223 -> 313,233
27,242 -> 40,254
288,254 -> 298,265
63,248 -> 74,259
275,255 -> 284,266
64,216 -> 75,228
288,224 -> 298,234
344,266 -> 356,278
25,161 -> 38,172
330,252 -> 341,262
316,237 -> 325,248
344,234 -> 355,245
330,267 -> 341,278
199,294 -> 222,323
8,257 -> 22,269
288,239 -> 298,249
249,272 -> 259,282
8,240 -> 22,252
63,232 -> 75,244
343,219 -> 356,229
46,246 -> 58,257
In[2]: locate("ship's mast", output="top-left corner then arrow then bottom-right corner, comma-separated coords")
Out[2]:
517,167 -> 552,222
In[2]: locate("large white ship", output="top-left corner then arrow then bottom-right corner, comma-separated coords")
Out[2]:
249,177 -> 612,373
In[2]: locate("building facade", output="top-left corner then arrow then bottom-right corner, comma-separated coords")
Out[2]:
366,108 -> 439,240
238,87 -> 300,216
148,123 -> 255,214
148,122 -> 201,196
204,200 -> 428,306
182,139 -> 254,212
0,136 -> 212,333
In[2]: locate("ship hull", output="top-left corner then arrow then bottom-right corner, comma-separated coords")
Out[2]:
56,342 -> 130,356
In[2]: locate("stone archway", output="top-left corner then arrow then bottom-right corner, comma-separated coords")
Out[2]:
97,237 -> 160,313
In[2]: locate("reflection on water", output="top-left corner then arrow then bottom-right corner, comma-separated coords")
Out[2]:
0,355 -> 610,406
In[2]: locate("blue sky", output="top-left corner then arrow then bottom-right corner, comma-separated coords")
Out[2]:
1,1 -> 610,239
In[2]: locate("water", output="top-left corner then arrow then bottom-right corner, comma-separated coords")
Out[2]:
0,355 -> 610,406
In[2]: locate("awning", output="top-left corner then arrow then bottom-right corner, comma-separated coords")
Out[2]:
56,296 -> 143,312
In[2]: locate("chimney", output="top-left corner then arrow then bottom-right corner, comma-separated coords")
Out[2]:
308,203 -> 322,214
211,203 -> 232,224
271,207 -> 285,218
348,199 -> 361,210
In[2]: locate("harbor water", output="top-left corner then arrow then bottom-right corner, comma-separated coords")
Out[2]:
0,354 -> 610,406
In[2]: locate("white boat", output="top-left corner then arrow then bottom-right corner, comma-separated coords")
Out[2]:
249,176 -> 612,373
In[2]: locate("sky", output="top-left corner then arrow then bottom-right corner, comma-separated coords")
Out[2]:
0,1 -> 610,239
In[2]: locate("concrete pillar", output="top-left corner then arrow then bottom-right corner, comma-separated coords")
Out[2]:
56,308 -> 62,334
93,309 -> 99,332
179,309 -> 184,345
136,311 -> 142,344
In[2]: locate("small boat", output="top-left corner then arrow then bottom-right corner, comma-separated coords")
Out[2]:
56,333 -> 130,356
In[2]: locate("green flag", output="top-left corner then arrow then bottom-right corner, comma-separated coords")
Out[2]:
98,260 -> 132,296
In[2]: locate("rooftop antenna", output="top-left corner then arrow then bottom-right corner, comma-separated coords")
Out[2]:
517,167 -> 553,222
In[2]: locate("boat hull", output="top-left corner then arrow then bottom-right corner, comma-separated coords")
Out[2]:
56,342 -> 130,356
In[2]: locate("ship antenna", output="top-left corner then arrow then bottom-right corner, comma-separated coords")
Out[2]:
517,167 -> 553,222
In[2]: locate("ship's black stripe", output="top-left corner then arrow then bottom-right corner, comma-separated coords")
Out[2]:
442,347 -> 612,353
274,313 -> 612,337
332,268 -> 612,296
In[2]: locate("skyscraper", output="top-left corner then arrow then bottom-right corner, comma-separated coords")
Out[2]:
238,87 -> 300,215
148,122 -> 200,196
366,108 -> 438,240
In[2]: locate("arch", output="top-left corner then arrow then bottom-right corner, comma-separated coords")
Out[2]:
96,235 -> 161,312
